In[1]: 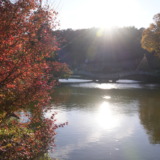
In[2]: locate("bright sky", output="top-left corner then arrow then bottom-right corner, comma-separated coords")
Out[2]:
52,0 -> 160,29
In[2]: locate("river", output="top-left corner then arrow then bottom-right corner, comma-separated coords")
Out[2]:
46,79 -> 160,160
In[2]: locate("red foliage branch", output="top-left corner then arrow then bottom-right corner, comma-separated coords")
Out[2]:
0,0 -> 70,159
0,0 -> 69,111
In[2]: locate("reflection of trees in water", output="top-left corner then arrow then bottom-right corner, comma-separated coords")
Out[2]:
139,94 -> 160,144
51,86 -> 104,110
51,86 -> 72,104
53,86 -> 160,144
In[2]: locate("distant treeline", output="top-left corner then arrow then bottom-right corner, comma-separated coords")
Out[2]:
54,27 -> 160,73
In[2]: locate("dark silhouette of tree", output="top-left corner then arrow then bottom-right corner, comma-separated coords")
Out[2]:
57,27 -> 159,73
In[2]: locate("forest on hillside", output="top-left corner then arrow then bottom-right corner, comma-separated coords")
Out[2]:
55,27 -> 160,73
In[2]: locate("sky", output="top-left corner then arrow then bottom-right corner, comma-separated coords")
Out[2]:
51,0 -> 160,30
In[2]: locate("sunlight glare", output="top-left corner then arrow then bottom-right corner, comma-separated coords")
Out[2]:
95,102 -> 120,130
96,83 -> 117,89
103,96 -> 111,99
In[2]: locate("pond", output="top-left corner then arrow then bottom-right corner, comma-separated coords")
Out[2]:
46,80 -> 160,160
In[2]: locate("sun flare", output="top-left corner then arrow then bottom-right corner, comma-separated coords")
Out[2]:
95,102 -> 120,130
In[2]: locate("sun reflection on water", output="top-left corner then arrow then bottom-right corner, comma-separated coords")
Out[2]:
96,83 -> 117,89
103,96 -> 111,99
95,101 -> 120,130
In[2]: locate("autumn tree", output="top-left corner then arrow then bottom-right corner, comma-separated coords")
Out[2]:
141,13 -> 160,57
0,0 -> 70,113
0,0 -> 69,159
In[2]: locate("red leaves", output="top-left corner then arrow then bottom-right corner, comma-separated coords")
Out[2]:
16,146 -> 24,152
6,84 -> 15,89
0,1 -> 70,159
0,0 -> 70,111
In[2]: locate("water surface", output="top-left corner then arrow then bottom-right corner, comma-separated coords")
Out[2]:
47,80 -> 160,160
